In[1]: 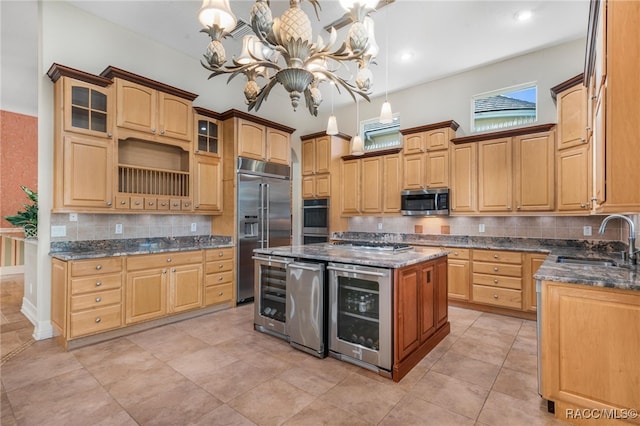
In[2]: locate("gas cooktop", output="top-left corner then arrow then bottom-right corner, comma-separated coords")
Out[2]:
331,241 -> 414,252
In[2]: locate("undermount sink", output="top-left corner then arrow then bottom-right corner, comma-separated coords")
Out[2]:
556,256 -> 617,267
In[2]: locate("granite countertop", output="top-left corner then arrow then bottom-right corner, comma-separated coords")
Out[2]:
332,232 -> 640,292
50,235 -> 233,260
254,244 -> 448,269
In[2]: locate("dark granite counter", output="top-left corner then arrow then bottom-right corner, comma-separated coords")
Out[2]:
254,244 -> 447,269
332,232 -> 640,292
50,235 -> 233,261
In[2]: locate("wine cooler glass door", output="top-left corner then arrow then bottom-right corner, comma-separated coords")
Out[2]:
254,256 -> 291,337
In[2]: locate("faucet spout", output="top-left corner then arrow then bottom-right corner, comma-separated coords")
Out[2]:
598,214 -> 637,264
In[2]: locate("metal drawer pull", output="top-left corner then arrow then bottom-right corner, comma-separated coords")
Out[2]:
96,281 -> 102,286
167,258 -> 172,262
135,201 -> 141,205
96,265 -> 102,270
120,200 -> 127,205
493,267 -> 499,272
493,294 -> 499,299
218,276 -> 223,281
218,291 -> 224,296
95,297 -> 102,302
327,266 -> 385,277
161,202 -> 167,206
106,202 -> 112,206
171,268 -> 176,272
219,252 -> 224,257
493,254 -> 499,259
95,317 -> 101,323
219,264 -> 224,269
148,201 -> 154,206
453,252 -> 458,256
494,279 -> 498,284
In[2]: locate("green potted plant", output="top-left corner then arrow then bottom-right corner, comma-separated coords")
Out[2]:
5,186 -> 38,239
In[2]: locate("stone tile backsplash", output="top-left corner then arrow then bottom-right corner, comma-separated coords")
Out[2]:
349,214 -> 640,243
50,214 -> 213,242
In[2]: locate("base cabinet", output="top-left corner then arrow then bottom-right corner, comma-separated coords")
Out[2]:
125,268 -> 167,324
541,281 -> 640,423
204,248 -> 234,306
446,248 -> 471,301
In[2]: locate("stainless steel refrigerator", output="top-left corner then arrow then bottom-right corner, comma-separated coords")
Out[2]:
237,158 -> 291,304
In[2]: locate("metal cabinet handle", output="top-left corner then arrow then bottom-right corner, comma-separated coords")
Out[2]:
171,268 -> 176,273
120,200 -> 127,205
493,254 -> 499,259
453,252 -> 459,256
148,201 -> 154,206
516,206 -> 521,210
218,264 -> 224,269
161,202 -> 167,206
195,204 -> 200,208
219,252 -> 224,257
95,297 -> 102,302
167,258 -> 172,263
173,202 -> 180,207
218,276 -> 223,281
327,265 -> 385,277
95,281 -> 102,287
106,201 -> 113,206
493,267 -> 499,272
107,132 -> 113,138
160,130 -> 165,135
151,128 -> 156,133
163,270 -> 167,274
95,317 -> 102,323
96,265 -> 102,270
218,291 -> 223,296
493,279 -> 498,284
493,294 -> 499,299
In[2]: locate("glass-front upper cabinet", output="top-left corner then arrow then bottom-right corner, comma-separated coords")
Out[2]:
195,116 -> 220,156
63,78 -> 113,138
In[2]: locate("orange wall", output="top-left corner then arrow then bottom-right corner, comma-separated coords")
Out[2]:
1,110 -> 38,227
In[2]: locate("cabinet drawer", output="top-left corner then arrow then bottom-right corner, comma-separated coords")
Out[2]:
206,259 -> 233,274
127,251 -> 202,271
206,271 -> 233,286
71,288 -> 121,311
473,250 -> 521,264
69,304 -> 122,338
447,248 -> 470,260
71,258 -> 122,277
115,195 -> 130,209
205,248 -> 234,261
473,273 -> 522,290
71,273 -> 122,295
157,198 -> 170,210
130,196 -> 145,210
473,262 -> 522,277
473,285 -> 522,309
144,197 -> 157,210
204,283 -> 233,305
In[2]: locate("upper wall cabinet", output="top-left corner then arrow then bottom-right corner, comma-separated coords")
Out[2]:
237,118 -> 291,165
62,78 -> 113,139
101,66 -> 197,148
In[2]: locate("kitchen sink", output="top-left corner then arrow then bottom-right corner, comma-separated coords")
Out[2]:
556,256 -> 617,267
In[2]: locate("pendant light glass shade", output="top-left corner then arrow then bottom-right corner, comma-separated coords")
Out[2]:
198,0 -> 237,31
351,135 -> 364,155
326,115 -> 339,135
379,100 -> 393,124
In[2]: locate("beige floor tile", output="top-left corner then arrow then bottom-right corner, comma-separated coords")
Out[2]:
472,313 -> 524,335
167,345 -> 240,381
196,359 -> 278,403
504,347 -> 538,375
188,404 -> 256,425
511,333 -> 538,355
125,323 -> 211,361
105,363 -> 191,405
410,370 -> 490,420
477,390 -> 566,426
379,394 -> 476,426
461,324 -> 517,350
319,373 -> 406,424
492,366 -> 540,402
431,351 -> 501,389
297,356 -> 359,385
278,366 -> 341,397
282,399 -> 371,426
229,378 -> 316,426
448,337 -> 511,366
1,384 -> 17,426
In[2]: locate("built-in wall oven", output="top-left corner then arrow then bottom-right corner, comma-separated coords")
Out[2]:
327,262 -> 392,373
302,199 -> 329,244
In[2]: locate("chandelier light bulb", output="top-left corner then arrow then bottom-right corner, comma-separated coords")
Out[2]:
379,100 -> 393,124
198,0 -> 237,32
326,115 -> 339,135
339,0 -> 378,11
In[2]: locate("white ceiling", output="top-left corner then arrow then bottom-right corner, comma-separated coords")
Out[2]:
67,0 -> 589,108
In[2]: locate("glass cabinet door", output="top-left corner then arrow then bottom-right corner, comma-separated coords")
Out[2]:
196,118 -> 219,155
258,263 -> 287,323
64,78 -> 112,138
336,276 -> 380,350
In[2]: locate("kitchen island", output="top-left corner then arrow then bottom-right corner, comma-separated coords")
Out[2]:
254,243 -> 450,382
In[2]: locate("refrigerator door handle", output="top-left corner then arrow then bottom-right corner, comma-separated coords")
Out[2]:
259,183 -> 266,248
265,183 -> 270,248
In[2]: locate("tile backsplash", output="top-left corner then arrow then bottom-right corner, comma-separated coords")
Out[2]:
349,215 -> 640,243
50,214 -> 213,242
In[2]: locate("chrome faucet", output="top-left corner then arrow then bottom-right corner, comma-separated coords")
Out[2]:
598,214 -> 638,264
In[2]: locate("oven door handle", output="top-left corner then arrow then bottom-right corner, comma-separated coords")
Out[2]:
327,266 -> 386,277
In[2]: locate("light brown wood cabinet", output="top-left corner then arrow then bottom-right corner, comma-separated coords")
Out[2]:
586,0 -> 640,212
237,118 -> 290,165
301,135 -> 332,199
394,256 -> 449,382
472,249 -> 523,310
204,248 -> 234,306
401,122 -> 458,190
449,143 -> 477,214
361,157 -> 383,213
60,77 -> 113,139
523,253 -> 546,312
446,248 -> 470,301
557,144 -> 591,211
193,155 -> 222,213
340,159 -> 361,215
125,251 -> 203,324
541,281 -> 640,422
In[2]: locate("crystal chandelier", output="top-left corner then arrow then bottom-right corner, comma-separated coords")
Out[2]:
198,0 -> 379,116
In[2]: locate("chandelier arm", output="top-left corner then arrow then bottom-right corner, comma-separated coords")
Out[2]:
248,77 -> 280,112
303,88 -> 319,116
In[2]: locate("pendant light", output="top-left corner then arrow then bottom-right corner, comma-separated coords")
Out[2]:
379,2 -> 393,124
326,83 -> 339,135
351,99 -> 364,155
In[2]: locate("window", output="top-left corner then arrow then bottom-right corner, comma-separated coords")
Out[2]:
359,114 -> 401,152
472,83 -> 537,133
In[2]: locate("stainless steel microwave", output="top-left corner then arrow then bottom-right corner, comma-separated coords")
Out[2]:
400,188 -> 449,216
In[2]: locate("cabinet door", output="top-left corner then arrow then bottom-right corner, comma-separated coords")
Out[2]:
478,138 -> 512,212
557,145 -> 591,211
314,136 -> 331,174
395,266 -> 420,362
447,258 -> 470,301
195,116 -> 220,156
403,133 -> 425,155
194,155 -> 222,212
238,119 -> 266,160
62,135 -> 113,208
361,157 -> 382,213
302,176 -> 316,199
419,264 -> 436,342
315,174 -> 331,198
170,264 -> 203,313
593,86 -> 605,207
435,258 -> 448,329
426,150 -> 449,188
450,144 -> 477,213
116,79 -> 157,134
514,132 -> 555,211
266,128 -> 290,165
383,154 -> 402,213
301,139 -> 315,175
557,85 -> 588,150
63,78 -> 112,138
341,159 -> 361,214
125,268 -> 167,324
523,254 -> 546,312
425,128 -> 449,151
403,154 -> 424,190
158,93 -> 192,141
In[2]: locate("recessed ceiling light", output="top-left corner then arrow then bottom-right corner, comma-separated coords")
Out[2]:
515,10 -> 533,21
400,52 -> 414,62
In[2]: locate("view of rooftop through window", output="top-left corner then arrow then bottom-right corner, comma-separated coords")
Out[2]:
472,83 -> 537,133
